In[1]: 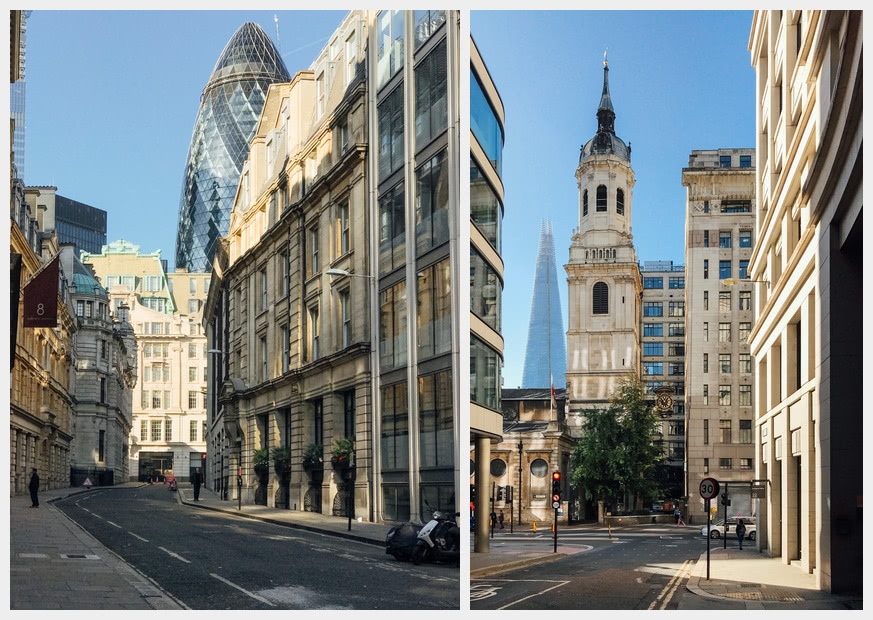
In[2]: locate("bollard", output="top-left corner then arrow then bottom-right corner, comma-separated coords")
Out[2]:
533,522 -> 537,532
608,523 -> 612,539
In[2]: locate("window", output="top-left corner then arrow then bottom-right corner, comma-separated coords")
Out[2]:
719,231 -> 731,248
190,420 -> 198,442
643,342 -> 663,356
340,290 -> 351,348
76,300 -> 84,316
279,250 -> 290,297
380,382 -> 409,471
739,230 -> 752,248
100,378 -> 106,403
668,301 -> 684,317
703,230 -> 709,247
592,282 -> 609,314
704,457 -> 710,473
188,391 -> 198,409
152,391 -> 162,409
380,281 -> 408,371
616,188 -> 625,215
281,324 -> 290,373
418,369 -> 453,468
719,155 -> 731,168
719,458 -> 732,470
378,183 -> 406,274
140,419 -> 148,440
316,71 -> 325,116
703,384 -> 709,405
415,150 -> 449,254
470,249 -> 501,331
644,362 -> 663,376
722,200 -> 751,213
739,290 -> 751,311
343,389 -> 356,439
377,10 -> 404,88
643,301 -> 663,317
739,419 -> 753,443
703,259 -> 709,279
703,322 -> 709,341
719,291 -> 731,312
85,301 -> 93,318
740,155 -> 752,168
470,159 -> 502,251
260,268 -> 268,311
719,353 -> 731,374
643,323 -> 663,337
582,190 -> 588,216
739,259 -> 749,280
669,276 -> 684,289
144,275 -> 163,292
669,362 -> 684,376
739,458 -> 753,470
668,342 -> 685,356
719,322 -> 731,342
739,322 -> 752,342
151,420 -> 162,441
345,30 -> 357,84
189,343 -> 197,359
470,335 -> 501,410
188,299 -> 200,314
703,353 -> 709,373
668,323 -> 684,337
413,10 -> 445,48
260,336 -> 268,381
414,39 -> 447,149
643,276 -> 663,289
188,367 -> 197,382
719,260 -> 731,279
703,290 -> 709,310
596,185 -> 607,211
719,385 -> 732,406
719,419 -> 732,443
739,353 -> 752,374
378,85 -> 405,180
739,385 -> 753,406
336,201 -> 350,257
703,419 -> 709,444
189,278 -> 196,294
308,229 -> 319,277
471,71 -> 504,176
165,419 -> 172,442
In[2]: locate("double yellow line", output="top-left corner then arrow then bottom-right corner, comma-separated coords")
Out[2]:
648,559 -> 693,610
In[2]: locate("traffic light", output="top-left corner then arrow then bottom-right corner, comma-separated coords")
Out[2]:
505,485 -> 512,503
552,471 -> 562,503
471,484 -> 476,503
496,485 -> 504,501
720,493 -> 730,506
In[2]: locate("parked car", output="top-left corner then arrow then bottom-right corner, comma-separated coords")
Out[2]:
651,501 -> 664,512
701,516 -> 757,540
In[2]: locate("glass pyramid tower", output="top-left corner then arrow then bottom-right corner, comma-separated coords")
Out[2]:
175,22 -> 291,272
521,220 -> 567,388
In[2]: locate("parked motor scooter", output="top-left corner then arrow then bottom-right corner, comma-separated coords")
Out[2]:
385,521 -> 422,561
411,510 -> 460,566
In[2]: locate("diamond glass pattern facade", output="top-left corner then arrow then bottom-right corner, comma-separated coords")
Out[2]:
175,22 -> 291,272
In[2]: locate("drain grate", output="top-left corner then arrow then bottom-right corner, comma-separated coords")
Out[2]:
724,591 -> 762,600
761,589 -> 804,602
59,554 -> 100,560
740,583 -> 761,588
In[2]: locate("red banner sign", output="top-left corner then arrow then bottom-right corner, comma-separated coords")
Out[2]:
23,256 -> 60,328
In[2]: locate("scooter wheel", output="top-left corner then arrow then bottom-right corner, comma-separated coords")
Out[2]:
411,547 -> 424,565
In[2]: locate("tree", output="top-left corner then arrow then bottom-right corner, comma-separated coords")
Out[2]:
569,377 -> 664,513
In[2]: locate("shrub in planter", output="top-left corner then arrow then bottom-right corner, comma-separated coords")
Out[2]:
253,448 -> 270,479
330,437 -> 355,469
271,446 -> 294,478
302,443 -> 324,471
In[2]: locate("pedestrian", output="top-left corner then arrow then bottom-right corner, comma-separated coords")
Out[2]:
673,506 -> 680,524
676,509 -> 685,527
28,468 -> 39,507
193,467 -> 202,501
498,509 -> 505,529
736,518 -> 747,550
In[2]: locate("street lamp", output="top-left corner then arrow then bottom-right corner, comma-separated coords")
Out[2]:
326,268 -> 375,279
721,277 -> 770,287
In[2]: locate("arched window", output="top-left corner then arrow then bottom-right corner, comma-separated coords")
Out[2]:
582,190 -> 588,216
616,188 -> 625,215
593,281 -> 608,314
596,185 -> 608,211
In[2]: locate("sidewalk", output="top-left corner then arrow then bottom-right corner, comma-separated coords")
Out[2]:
470,523 -> 863,610
8,481 -> 389,610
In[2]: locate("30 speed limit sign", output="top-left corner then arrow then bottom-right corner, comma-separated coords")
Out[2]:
699,477 -> 720,500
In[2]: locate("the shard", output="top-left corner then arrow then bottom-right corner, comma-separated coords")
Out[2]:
521,220 -> 567,388
174,22 -> 291,272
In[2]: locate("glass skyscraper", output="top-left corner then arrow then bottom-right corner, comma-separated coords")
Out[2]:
521,219 -> 566,388
174,22 -> 290,272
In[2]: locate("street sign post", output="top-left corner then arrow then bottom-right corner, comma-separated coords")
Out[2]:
699,477 -> 720,580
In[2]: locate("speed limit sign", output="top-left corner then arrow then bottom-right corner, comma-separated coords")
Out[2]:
699,477 -> 720,500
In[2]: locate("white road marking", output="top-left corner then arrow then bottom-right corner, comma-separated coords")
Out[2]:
210,573 -> 275,606
496,581 -> 570,610
129,532 -> 149,542
648,559 -> 692,610
158,546 -> 191,563
106,520 -> 122,528
18,553 -> 47,558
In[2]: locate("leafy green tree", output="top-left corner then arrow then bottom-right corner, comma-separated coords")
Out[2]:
569,377 -> 664,513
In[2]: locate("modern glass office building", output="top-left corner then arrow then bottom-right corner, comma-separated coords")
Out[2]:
174,22 -> 291,272
55,194 -> 107,257
521,220 -> 566,388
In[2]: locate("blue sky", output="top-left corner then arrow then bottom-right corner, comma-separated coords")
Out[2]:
22,10 -> 348,269
470,11 -> 757,389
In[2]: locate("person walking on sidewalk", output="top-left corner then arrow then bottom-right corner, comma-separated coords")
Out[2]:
676,509 -> 685,527
28,469 -> 39,507
498,509 -> 505,529
736,518 -> 747,550
192,468 -> 202,501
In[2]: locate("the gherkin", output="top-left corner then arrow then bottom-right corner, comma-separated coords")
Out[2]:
175,22 -> 291,272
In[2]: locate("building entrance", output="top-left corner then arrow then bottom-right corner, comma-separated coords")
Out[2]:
138,452 -> 174,482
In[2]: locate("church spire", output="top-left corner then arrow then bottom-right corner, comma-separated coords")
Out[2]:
597,49 -> 615,134
579,50 -> 631,163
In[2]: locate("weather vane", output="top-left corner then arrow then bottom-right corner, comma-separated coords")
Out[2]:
604,47 -> 608,67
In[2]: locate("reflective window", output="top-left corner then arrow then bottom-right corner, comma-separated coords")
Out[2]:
471,71 -> 503,177
414,39 -> 447,149
470,159 -> 502,252
377,10 -> 405,89
643,323 -> 663,337
419,370 -> 453,468
417,259 -> 452,360
643,276 -> 663,289
380,381 -> 409,471
470,335 -> 501,410
470,248 -> 501,331
380,281 -> 407,371
415,150 -> 450,254
378,85 -> 405,180
378,183 -> 406,274
413,10 -> 445,48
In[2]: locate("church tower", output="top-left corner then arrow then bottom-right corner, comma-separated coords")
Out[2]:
565,54 -> 642,425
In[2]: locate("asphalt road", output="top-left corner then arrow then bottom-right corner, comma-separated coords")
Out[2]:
471,527 -> 745,610
54,485 -> 459,609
